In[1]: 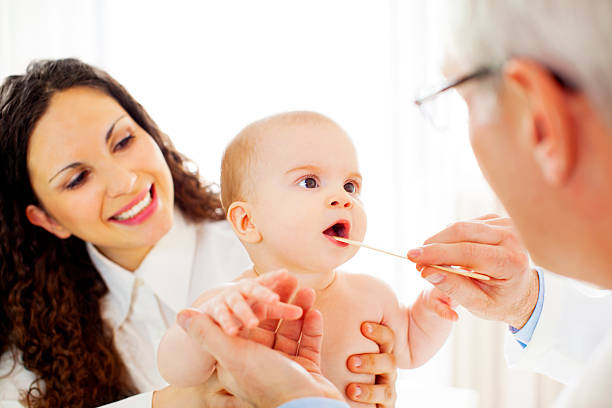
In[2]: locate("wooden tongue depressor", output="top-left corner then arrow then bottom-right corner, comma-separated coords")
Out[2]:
332,236 -> 491,281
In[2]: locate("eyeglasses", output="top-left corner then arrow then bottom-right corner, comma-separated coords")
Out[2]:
414,66 -> 497,130
414,66 -> 496,107
414,65 -> 578,130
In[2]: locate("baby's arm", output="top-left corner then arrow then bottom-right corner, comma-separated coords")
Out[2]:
157,270 -> 302,387
371,279 -> 456,369
399,287 -> 457,367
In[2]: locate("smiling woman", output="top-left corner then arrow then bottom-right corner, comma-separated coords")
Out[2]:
25,86 -> 175,271
0,59 -> 239,407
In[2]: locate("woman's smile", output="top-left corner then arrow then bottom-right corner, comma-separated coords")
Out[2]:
109,184 -> 158,225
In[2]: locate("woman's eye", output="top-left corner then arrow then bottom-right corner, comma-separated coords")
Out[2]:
113,135 -> 134,152
66,170 -> 89,190
344,182 -> 357,194
298,177 -> 319,189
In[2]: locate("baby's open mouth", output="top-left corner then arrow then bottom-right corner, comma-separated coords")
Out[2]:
322,220 -> 350,239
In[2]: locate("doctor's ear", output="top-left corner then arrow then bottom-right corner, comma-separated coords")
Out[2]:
226,201 -> 262,244
504,58 -> 577,186
25,205 -> 72,239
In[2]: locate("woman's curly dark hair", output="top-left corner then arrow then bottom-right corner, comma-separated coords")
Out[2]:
0,58 -> 225,407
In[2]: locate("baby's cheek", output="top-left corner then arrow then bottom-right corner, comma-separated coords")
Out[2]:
353,206 -> 367,240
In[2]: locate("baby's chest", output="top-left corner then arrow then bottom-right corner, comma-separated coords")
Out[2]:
320,304 -> 382,362
315,293 -> 384,394
318,295 -> 382,350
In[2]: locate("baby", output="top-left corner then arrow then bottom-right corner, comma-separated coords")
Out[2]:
157,112 -> 457,407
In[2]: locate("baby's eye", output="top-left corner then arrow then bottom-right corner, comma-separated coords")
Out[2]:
298,177 -> 319,189
344,182 -> 357,194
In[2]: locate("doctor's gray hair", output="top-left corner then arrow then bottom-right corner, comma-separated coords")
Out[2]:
443,0 -> 612,121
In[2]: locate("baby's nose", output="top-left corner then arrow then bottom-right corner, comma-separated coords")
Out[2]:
329,195 -> 352,209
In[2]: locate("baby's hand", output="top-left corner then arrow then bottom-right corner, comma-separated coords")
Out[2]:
424,287 -> 459,321
200,271 -> 304,336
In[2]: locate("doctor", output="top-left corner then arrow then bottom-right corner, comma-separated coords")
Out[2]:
178,0 -> 612,406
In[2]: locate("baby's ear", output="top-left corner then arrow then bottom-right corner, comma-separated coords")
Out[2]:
227,201 -> 262,243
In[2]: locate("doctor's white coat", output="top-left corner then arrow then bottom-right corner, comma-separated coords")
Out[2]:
505,270 -> 612,407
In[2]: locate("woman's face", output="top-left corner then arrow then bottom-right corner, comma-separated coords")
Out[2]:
26,86 -> 174,269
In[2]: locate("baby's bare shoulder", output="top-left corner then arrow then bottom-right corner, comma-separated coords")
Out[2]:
338,271 -> 398,299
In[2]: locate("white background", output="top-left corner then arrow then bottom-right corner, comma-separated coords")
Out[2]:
0,1 -> 563,406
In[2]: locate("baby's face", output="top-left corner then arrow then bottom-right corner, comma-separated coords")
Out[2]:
249,120 -> 366,273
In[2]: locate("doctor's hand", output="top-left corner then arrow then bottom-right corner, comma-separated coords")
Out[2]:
407,214 -> 540,329
176,286 -> 344,408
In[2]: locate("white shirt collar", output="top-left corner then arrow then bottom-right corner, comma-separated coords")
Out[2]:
86,209 -> 197,328
86,241 -> 135,329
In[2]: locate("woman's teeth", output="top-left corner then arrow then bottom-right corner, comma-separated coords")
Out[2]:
113,191 -> 152,221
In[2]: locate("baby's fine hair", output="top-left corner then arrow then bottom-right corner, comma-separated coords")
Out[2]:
220,110 -> 340,212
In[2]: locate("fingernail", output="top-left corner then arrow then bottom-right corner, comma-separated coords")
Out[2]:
353,357 -> 362,368
353,386 -> 361,398
407,248 -> 423,259
176,312 -> 192,331
425,273 -> 444,284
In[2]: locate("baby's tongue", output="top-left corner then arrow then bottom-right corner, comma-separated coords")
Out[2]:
323,226 -> 336,236
323,223 -> 346,238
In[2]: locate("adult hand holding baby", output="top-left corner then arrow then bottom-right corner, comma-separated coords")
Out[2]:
407,214 -> 539,329
346,322 -> 397,407
176,271 -> 345,408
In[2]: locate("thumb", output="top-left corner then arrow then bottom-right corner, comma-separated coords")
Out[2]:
177,308 -> 252,367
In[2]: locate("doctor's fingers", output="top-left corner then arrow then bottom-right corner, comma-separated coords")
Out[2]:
408,242 -> 528,280
424,219 -> 520,249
